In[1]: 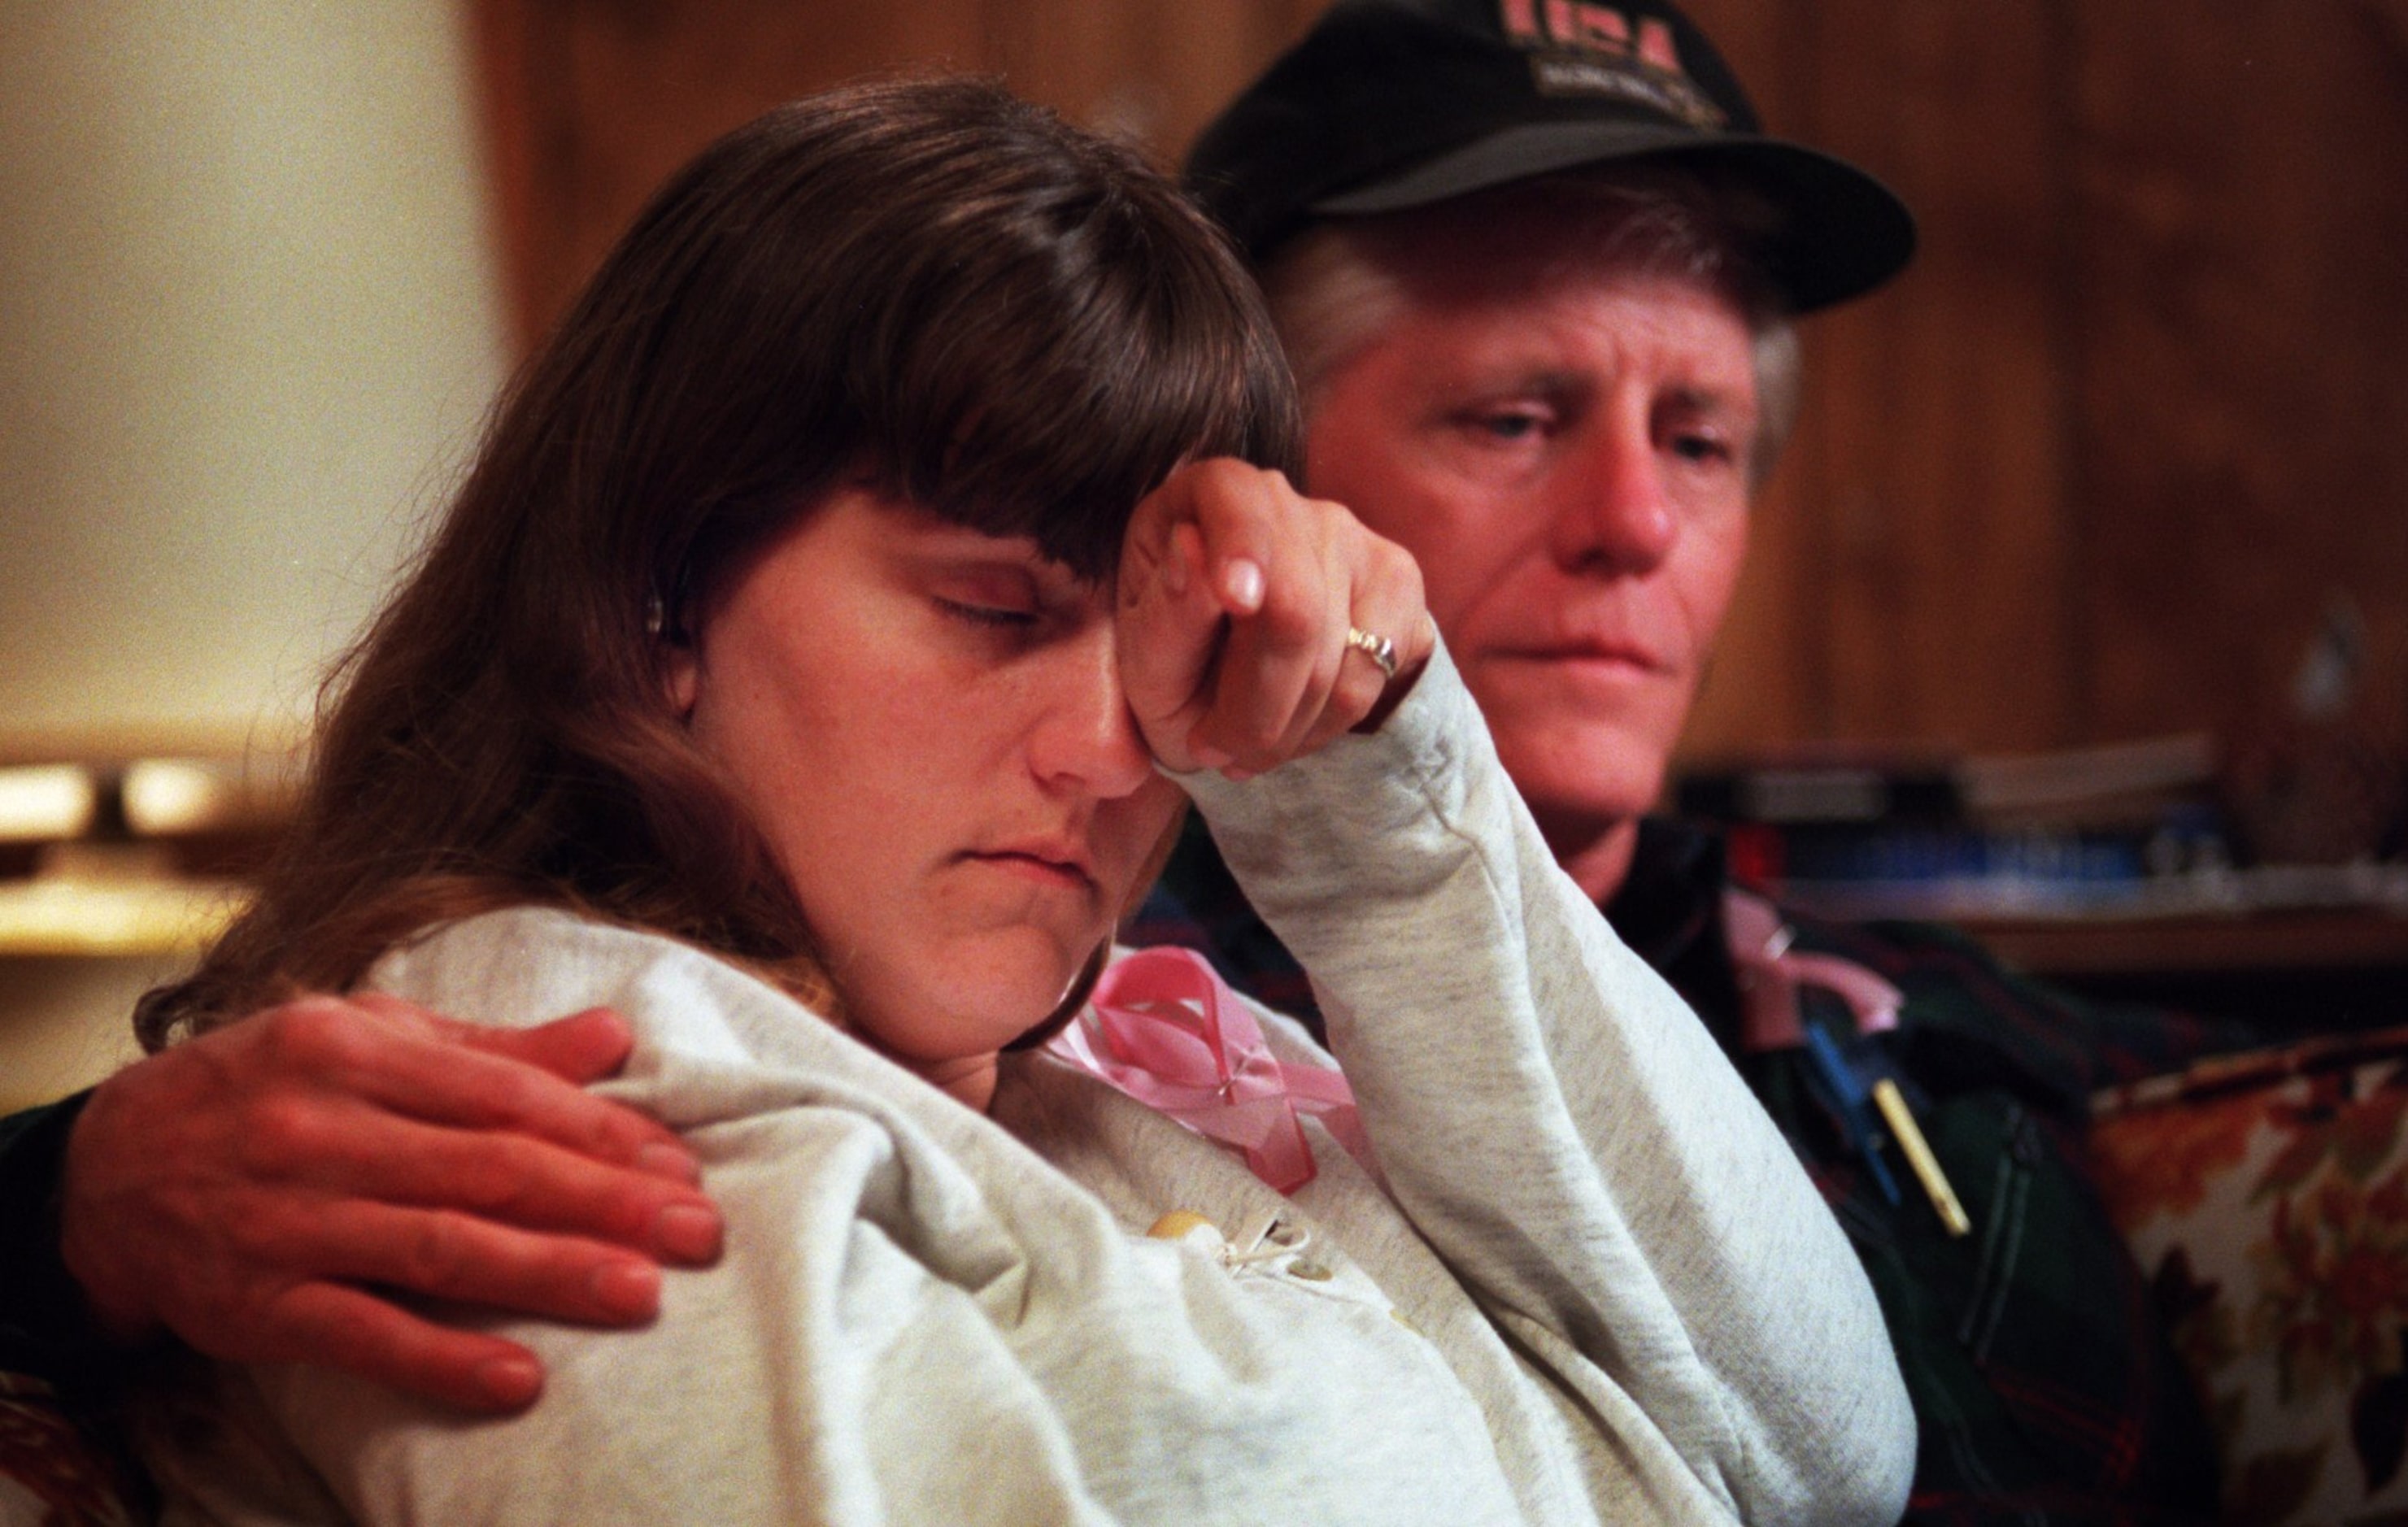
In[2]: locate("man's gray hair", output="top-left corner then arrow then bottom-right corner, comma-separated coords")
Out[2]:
1258,166 -> 1804,489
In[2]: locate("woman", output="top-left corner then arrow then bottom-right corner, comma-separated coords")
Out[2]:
133,79 -> 1911,1525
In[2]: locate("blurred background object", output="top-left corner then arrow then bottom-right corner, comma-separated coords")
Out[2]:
0,752 -> 290,1109
0,0 -> 506,1106
2224,595 -> 2408,868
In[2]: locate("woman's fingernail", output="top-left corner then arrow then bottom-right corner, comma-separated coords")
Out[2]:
655,1203 -> 725,1263
590,1259 -> 662,1320
1221,559 -> 1265,612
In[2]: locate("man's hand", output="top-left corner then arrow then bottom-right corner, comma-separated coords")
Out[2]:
59,994 -> 723,1413
1119,459 -> 1433,777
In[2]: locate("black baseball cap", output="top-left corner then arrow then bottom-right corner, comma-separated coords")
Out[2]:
1184,0 -> 1915,312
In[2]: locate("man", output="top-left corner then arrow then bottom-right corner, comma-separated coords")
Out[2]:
4,0 -> 2223,1516
1133,7 -> 2221,1520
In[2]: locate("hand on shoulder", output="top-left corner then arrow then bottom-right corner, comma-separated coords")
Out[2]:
60,992 -> 725,1412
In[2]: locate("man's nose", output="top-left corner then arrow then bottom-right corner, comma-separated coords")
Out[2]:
1027,629 -> 1156,799
1547,417 -> 1679,574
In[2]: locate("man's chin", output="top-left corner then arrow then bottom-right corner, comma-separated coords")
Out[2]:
1487,729 -> 1670,844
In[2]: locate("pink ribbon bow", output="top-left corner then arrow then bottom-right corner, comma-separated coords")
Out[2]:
1725,887 -> 1903,1053
1045,946 -> 1364,1194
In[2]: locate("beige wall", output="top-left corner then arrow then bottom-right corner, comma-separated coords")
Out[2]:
1,0 -> 507,1102
0,0 -> 508,754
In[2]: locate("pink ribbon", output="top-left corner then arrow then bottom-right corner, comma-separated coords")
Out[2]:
1725,888 -> 1903,1053
1045,947 -> 1364,1194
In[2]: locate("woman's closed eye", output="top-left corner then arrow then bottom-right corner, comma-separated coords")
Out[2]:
935,595 -> 1040,630
923,558 -> 1052,633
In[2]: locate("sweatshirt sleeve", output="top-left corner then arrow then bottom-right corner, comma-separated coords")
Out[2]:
1175,641 -> 1917,1527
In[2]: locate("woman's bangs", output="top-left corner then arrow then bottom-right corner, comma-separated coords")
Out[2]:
861,212 -> 1300,582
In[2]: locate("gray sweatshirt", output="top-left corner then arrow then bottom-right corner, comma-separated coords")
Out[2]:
140,647 -> 1914,1525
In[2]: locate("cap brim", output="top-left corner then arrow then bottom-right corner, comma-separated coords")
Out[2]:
1310,120 -> 1915,313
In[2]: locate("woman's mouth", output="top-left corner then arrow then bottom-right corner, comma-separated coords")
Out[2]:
966,845 -> 1097,892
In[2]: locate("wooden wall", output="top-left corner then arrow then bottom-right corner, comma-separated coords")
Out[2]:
465,0 -> 1326,347
463,0 -> 2408,765
1678,0 -> 2408,762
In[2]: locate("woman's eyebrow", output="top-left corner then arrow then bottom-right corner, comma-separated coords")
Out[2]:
905,534 -> 1093,602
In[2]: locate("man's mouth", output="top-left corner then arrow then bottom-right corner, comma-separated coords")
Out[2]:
1490,638 -> 1671,676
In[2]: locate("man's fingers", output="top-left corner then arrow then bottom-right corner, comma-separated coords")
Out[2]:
257,1281 -> 551,1414
346,990 -> 629,1082
458,1004 -> 638,1087
62,992 -> 726,1411
269,1002 -> 699,1180
250,1107 -> 724,1264
262,1198 -> 678,1327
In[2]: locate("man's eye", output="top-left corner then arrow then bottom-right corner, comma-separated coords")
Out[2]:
936,598 -> 1038,629
1670,432 -> 1735,465
1465,408 -> 1548,442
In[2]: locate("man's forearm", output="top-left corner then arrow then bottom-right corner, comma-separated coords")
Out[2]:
0,1090 -> 125,1377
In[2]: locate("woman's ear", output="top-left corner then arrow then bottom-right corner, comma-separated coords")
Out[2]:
663,639 -> 700,720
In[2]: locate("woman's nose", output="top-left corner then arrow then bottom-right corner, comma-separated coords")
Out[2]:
1027,629 -> 1156,798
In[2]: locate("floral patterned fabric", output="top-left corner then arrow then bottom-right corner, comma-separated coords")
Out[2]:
2093,1025 -> 2408,1526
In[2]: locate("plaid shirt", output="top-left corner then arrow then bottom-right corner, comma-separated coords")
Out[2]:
1131,812 -> 2249,1525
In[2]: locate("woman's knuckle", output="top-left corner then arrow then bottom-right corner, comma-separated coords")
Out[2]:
1257,588 -> 1317,646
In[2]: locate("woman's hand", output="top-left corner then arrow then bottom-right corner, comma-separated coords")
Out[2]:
1118,459 -> 1433,777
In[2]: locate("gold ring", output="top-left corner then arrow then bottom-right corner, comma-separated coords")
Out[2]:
1345,625 -> 1399,681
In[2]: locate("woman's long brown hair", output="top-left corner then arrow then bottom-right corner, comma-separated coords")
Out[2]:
138,77 -> 1300,1050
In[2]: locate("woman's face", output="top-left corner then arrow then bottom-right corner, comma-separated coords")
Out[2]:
669,486 -> 1182,1104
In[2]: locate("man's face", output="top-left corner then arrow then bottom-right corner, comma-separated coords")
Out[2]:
1298,238 -> 1757,862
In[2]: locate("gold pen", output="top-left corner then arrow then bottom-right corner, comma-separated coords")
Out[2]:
1871,1078 -> 1972,1238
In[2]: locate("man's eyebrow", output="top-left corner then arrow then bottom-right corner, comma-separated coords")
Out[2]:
1526,369 -> 1592,398
1457,368 -> 1592,402
1661,383 -> 1757,422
